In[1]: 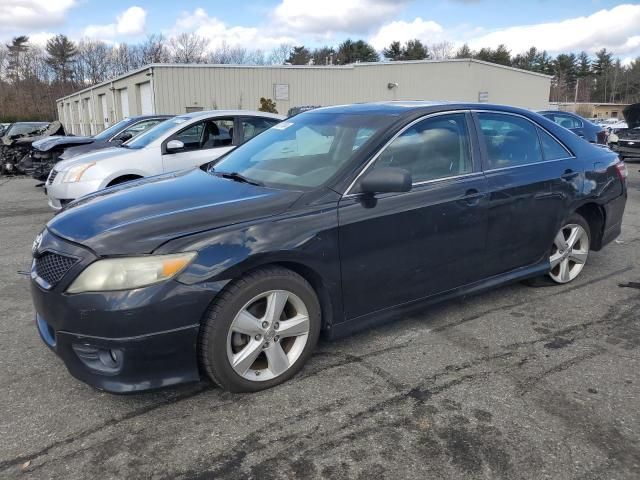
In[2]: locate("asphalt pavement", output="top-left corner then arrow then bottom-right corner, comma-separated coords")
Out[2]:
0,166 -> 639,479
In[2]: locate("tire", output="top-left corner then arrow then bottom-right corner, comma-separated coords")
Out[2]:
547,213 -> 591,284
199,266 -> 321,393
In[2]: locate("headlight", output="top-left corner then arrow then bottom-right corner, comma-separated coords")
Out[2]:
62,162 -> 96,183
67,252 -> 196,293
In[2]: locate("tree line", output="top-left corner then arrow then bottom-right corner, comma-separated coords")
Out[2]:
1,33 -> 639,122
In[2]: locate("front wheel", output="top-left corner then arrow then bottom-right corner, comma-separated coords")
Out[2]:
199,267 -> 321,392
548,214 -> 590,284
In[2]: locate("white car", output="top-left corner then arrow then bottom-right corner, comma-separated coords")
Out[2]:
45,110 -> 284,209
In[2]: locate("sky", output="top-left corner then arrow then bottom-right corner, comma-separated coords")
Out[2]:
3,0 -> 640,63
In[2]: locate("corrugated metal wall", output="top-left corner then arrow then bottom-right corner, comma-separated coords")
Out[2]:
57,60 -> 551,133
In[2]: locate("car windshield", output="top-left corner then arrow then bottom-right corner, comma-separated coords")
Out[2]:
5,122 -> 48,136
212,112 -> 391,189
123,116 -> 191,149
93,119 -> 133,141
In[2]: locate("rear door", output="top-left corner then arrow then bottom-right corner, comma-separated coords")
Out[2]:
161,117 -> 236,172
474,111 -> 580,277
338,112 -> 489,320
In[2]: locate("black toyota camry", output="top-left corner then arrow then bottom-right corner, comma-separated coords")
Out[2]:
30,102 -> 628,393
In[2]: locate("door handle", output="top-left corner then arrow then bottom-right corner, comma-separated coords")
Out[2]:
460,189 -> 484,206
561,169 -> 579,181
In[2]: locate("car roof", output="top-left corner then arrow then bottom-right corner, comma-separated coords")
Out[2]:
305,101 -> 539,118
537,110 -> 579,115
175,110 -> 285,120
127,114 -> 174,120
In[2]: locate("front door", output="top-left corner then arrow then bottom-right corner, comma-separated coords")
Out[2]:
338,112 -> 489,320
162,117 -> 236,173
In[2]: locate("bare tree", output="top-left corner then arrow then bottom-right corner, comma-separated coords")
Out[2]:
140,34 -> 170,64
268,43 -> 293,65
76,38 -> 111,85
430,41 -> 454,60
169,33 -> 208,64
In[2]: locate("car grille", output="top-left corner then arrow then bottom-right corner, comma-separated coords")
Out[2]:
48,170 -> 58,185
34,252 -> 77,286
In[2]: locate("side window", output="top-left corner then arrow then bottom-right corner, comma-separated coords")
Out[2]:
538,128 -> 570,160
553,114 -> 581,129
174,122 -> 205,150
240,117 -> 280,144
477,113 -> 542,169
202,118 -> 234,149
372,113 -> 472,183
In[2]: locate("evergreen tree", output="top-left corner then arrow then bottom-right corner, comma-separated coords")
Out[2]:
6,35 -> 30,82
383,41 -> 403,61
287,46 -> 312,65
336,39 -> 378,64
455,44 -> 472,59
45,34 -> 77,83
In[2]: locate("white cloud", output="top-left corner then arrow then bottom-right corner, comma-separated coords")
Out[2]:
28,31 -> 57,46
170,8 -> 295,50
369,17 -> 444,50
0,0 -> 76,32
84,6 -> 147,39
273,0 -> 408,35
467,4 -> 640,56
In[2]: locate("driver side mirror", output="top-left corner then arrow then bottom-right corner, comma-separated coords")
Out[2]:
359,167 -> 412,195
166,139 -> 185,153
114,132 -> 133,143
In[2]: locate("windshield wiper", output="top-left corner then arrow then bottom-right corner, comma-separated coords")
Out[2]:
212,170 -> 263,187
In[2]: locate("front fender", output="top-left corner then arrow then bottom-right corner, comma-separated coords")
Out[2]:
159,201 -> 344,325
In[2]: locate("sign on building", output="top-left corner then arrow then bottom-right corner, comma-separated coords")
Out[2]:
478,91 -> 489,103
274,84 -> 290,101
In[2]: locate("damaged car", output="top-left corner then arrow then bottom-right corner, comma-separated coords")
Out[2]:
608,103 -> 640,161
0,121 -> 64,176
27,115 -> 172,181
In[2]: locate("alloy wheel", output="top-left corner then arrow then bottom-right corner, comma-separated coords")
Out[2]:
226,290 -> 310,381
548,223 -> 589,283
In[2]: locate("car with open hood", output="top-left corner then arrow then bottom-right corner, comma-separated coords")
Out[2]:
27,115 -> 172,181
30,102 -> 627,393
44,110 -> 284,209
608,103 -> 640,160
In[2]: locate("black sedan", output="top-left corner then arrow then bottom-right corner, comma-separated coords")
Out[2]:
538,110 -> 607,144
30,102 -> 627,393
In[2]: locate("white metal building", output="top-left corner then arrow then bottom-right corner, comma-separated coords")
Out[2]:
57,59 -> 552,135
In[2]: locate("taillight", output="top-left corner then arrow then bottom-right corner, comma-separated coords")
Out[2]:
615,161 -> 628,181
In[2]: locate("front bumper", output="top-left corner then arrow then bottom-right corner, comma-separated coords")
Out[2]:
46,178 -> 102,210
30,229 -> 222,393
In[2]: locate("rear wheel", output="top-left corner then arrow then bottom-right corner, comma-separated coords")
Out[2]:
548,214 -> 590,284
199,267 -> 321,392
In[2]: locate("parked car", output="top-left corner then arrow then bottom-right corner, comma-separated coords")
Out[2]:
538,110 -> 607,144
607,103 -> 640,161
30,102 -> 627,393
45,110 -> 284,209
26,115 -> 173,181
1,121 -> 64,175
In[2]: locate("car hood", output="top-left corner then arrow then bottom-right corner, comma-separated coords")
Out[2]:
32,135 -> 94,152
622,103 -> 640,129
47,169 -> 303,255
54,147 -> 134,171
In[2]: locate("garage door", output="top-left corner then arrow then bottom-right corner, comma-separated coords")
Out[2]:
119,88 -> 129,118
100,94 -> 109,128
139,82 -> 153,115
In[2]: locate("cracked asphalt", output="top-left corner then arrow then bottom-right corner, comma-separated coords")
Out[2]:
0,166 -> 639,480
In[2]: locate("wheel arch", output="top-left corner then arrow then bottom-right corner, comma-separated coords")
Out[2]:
574,202 -> 605,250
106,173 -> 144,187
